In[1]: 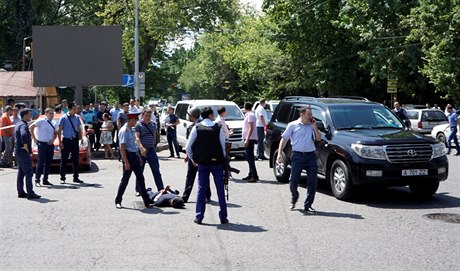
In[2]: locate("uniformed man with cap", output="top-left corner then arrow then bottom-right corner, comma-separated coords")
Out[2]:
182,107 -> 211,203
115,111 -> 151,209
186,107 -> 228,224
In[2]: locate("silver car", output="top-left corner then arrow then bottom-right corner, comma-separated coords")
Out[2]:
407,109 -> 448,134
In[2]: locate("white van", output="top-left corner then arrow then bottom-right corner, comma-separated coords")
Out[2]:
174,100 -> 246,156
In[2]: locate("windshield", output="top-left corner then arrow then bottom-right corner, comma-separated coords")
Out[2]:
329,104 -> 404,130
197,105 -> 244,121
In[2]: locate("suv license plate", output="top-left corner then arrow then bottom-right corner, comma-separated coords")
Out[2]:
402,169 -> 428,176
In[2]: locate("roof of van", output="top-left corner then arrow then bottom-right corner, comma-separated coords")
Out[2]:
176,100 -> 238,106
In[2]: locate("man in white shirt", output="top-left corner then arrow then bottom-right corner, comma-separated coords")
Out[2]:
29,108 -> 57,186
255,99 -> 268,160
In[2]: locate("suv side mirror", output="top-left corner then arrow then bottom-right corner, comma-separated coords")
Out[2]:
316,120 -> 326,132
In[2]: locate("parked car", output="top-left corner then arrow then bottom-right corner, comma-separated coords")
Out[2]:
265,96 -> 449,200
406,109 -> 448,134
31,114 -> 92,170
174,100 -> 246,156
431,123 -> 460,146
253,100 -> 280,122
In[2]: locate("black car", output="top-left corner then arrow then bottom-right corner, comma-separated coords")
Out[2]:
264,96 -> 449,200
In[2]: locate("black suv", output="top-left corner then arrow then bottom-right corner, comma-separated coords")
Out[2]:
264,96 -> 449,200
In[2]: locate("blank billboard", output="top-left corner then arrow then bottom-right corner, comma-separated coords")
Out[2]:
32,26 -> 122,87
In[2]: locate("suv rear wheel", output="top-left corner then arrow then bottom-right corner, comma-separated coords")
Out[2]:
409,182 -> 439,198
273,149 -> 290,183
330,160 -> 354,200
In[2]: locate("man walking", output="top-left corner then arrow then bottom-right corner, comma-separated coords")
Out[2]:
242,102 -> 259,182
277,107 -> 321,213
30,108 -> 57,187
255,99 -> 268,160
57,103 -> 84,184
0,106 -> 14,168
164,105 -> 180,158
135,108 -> 165,194
182,107 -> 211,203
446,105 -> 460,155
15,108 -> 41,199
186,107 -> 228,224
115,111 -> 151,209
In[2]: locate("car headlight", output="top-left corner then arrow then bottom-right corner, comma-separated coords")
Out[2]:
432,143 -> 446,158
351,143 -> 386,160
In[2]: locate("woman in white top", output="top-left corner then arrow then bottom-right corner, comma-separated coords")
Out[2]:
215,106 -> 233,139
100,113 -> 115,159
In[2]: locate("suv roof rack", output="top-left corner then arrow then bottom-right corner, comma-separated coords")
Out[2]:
328,95 -> 370,101
284,96 -> 318,102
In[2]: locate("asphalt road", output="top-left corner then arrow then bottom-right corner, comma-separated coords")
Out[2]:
0,149 -> 459,270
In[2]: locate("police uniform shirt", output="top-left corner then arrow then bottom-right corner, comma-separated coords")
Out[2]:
34,117 -> 56,142
14,120 -> 32,153
118,124 -> 138,152
58,114 -> 81,139
185,118 -> 226,163
134,121 -> 156,149
282,119 -> 316,152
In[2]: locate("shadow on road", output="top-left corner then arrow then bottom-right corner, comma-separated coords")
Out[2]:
298,210 -> 364,219
208,200 -> 242,208
216,223 -> 267,232
29,197 -> 59,204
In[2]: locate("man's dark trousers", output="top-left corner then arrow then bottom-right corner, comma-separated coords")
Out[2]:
196,164 -> 227,221
16,150 -> 34,195
167,131 -> 180,156
136,149 -> 164,192
182,159 -> 211,202
245,139 -> 258,178
290,151 -> 317,208
35,142 -> 54,182
257,126 -> 265,158
116,152 -> 150,206
60,138 -> 79,181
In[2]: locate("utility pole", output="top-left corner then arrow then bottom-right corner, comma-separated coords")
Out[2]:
134,0 -> 140,100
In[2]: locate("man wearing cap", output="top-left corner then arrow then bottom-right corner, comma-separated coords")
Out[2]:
57,103 -> 84,184
115,111 -> 151,209
29,108 -> 57,187
135,108 -> 165,194
186,107 -> 228,224
182,107 -> 211,203
15,108 -> 41,199
164,106 -> 181,158
277,107 -> 321,213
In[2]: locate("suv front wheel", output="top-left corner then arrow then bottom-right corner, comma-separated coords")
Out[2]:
273,149 -> 290,183
330,159 -> 355,201
409,182 -> 439,198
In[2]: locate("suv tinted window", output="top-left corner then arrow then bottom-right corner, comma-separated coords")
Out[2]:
196,105 -> 244,120
175,103 -> 189,119
275,103 -> 293,123
329,104 -> 403,129
421,111 -> 447,122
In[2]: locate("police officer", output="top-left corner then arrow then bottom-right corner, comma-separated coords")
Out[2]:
30,108 -> 57,187
115,111 -> 151,209
57,102 -> 84,184
15,108 -> 41,199
135,108 -> 165,194
277,107 -> 321,213
182,107 -> 211,203
186,107 -> 228,224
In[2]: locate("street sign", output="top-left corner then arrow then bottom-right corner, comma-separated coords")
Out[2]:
122,74 -> 134,87
387,75 -> 398,94
387,88 -> 397,94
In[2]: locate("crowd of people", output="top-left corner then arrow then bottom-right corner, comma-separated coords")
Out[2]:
6,96 -> 458,223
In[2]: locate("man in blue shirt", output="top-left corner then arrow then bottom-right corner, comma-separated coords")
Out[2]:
446,105 -> 460,155
277,107 -> 322,213
110,101 -> 121,148
57,103 -> 84,184
135,108 -> 164,194
164,105 -> 180,158
15,108 -> 41,199
115,111 -> 151,209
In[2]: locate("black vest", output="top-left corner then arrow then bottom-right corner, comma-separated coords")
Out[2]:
192,123 -> 224,165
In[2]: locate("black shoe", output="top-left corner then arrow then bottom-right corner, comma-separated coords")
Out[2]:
194,218 -> 202,225
290,202 -> 296,210
35,181 -> 41,187
73,178 -> 83,183
115,203 -> 122,209
169,155 -> 174,158
242,175 -> 252,181
455,152 -> 460,156
304,207 -> 316,214
247,177 -> 259,183
60,179 -> 66,184
182,196 -> 189,203
220,218 -> 229,224
42,180 -> 53,186
27,193 -> 41,200
18,193 -> 27,198
1,163 -> 12,168
135,192 -> 140,197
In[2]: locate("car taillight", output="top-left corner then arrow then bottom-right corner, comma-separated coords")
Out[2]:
418,121 -> 422,129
